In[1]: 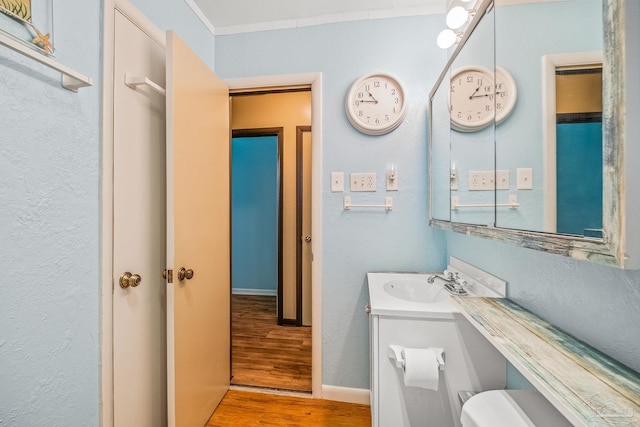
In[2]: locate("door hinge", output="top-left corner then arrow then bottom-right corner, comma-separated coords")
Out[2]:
163,269 -> 173,284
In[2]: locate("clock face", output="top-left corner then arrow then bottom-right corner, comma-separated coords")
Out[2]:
449,65 -> 495,132
345,73 -> 407,135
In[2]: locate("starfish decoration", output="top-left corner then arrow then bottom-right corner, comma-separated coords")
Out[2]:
32,27 -> 54,54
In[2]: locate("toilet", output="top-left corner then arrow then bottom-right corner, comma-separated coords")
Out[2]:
461,390 -> 573,427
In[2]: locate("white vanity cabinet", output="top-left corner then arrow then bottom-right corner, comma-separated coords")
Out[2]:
370,312 -> 506,427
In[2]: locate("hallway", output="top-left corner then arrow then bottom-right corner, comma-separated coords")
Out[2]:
232,295 -> 311,391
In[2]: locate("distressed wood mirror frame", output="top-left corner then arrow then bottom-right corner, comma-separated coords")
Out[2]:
429,0 -> 635,268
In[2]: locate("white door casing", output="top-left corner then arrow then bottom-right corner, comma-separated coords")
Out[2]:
112,10 -> 167,427
166,30 -> 231,427
300,128 -> 312,326
225,73 -> 323,398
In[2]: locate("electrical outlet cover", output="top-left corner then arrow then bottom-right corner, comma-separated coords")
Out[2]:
351,172 -> 377,192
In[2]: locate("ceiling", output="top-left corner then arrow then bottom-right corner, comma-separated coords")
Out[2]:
193,0 -> 445,32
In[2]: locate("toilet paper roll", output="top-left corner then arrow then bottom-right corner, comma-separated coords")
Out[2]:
402,348 -> 440,391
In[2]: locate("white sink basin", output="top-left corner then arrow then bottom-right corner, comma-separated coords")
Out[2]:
367,262 -> 506,319
383,279 -> 449,303
367,272 -> 457,319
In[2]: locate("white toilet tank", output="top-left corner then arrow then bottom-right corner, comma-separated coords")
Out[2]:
460,390 -> 573,427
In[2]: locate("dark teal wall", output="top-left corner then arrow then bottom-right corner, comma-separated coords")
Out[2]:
231,136 -> 279,293
556,122 -> 603,235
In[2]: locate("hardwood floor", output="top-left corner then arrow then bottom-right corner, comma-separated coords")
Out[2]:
232,295 -> 312,391
207,389 -> 372,426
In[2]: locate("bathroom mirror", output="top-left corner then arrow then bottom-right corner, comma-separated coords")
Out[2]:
493,0 -> 603,235
429,0 -> 633,268
448,5 -> 495,226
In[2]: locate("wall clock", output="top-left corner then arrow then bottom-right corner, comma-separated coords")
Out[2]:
449,65 -> 517,132
450,65 -> 495,132
345,72 -> 407,135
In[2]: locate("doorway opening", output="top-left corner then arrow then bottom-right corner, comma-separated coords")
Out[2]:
555,65 -> 603,236
229,89 -> 313,392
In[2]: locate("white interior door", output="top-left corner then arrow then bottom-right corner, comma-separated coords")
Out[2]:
166,31 -> 231,427
113,10 -> 167,427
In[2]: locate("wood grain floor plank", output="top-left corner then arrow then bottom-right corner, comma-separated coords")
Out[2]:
232,295 -> 312,392
207,390 -> 371,427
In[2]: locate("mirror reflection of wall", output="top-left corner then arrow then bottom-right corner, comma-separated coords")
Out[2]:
494,0 -> 603,233
431,68 -> 452,222
449,5 -> 495,226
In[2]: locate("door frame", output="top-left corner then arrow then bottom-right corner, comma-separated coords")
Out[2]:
296,125 -> 312,326
101,1 -> 167,426
541,50 -> 603,233
225,74 -> 323,398
230,128 -> 285,324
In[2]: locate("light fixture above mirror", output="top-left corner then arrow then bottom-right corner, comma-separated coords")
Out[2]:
437,0 -> 480,49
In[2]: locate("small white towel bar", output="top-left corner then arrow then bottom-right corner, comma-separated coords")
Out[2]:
344,196 -> 393,211
125,74 -> 166,96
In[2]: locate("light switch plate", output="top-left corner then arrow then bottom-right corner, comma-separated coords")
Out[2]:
331,172 -> 344,192
386,170 -> 398,191
517,168 -> 533,190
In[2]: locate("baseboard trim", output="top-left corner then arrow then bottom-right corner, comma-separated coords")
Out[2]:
321,385 -> 370,405
232,288 -> 277,296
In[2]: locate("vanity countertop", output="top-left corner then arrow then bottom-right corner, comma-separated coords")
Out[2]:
450,296 -> 640,427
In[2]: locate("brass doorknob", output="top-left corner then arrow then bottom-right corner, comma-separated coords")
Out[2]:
304,235 -> 312,243
129,274 -> 141,287
178,267 -> 194,281
119,272 -> 142,288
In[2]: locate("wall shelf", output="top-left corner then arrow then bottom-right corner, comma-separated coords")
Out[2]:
0,32 -> 92,92
451,296 -> 640,426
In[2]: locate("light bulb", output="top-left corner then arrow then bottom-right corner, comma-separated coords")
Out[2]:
446,6 -> 469,30
437,29 -> 457,49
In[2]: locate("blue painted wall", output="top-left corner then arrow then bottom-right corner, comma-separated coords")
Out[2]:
0,1 -> 101,424
0,0 -> 213,424
216,15 -> 448,389
231,136 -> 279,294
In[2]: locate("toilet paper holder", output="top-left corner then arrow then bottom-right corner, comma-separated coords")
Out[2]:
388,345 -> 445,371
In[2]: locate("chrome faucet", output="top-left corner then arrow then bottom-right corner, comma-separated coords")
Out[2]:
427,270 -> 468,296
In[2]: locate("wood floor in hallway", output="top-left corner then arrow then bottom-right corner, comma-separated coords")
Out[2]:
206,389 -> 372,426
232,295 -> 312,391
